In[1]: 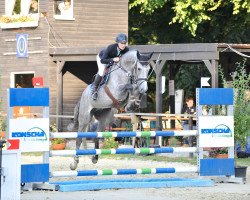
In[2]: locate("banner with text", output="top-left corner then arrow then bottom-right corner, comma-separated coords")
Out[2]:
9,118 -> 49,152
199,116 -> 234,147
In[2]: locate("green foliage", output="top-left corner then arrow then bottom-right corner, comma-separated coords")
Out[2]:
129,0 -> 166,14
50,123 -> 58,132
219,60 -> 250,146
50,123 -> 65,144
51,138 -> 66,144
13,0 -> 21,14
102,138 -> 119,149
0,117 -> 6,132
129,0 -> 250,41
175,64 -> 210,98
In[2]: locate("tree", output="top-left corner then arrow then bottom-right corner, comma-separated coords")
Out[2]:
129,0 -> 250,37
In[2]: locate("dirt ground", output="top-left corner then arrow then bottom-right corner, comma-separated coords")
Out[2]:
20,155 -> 250,200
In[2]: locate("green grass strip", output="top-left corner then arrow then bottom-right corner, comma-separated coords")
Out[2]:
101,149 -> 112,155
102,169 -> 113,175
141,168 -> 152,174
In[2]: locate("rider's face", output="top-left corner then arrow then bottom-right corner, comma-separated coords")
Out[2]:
118,42 -> 127,50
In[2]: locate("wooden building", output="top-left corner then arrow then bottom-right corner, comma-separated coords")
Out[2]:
0,0 -> 128,130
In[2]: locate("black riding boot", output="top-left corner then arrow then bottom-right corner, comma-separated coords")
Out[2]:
91,74 -> 102,100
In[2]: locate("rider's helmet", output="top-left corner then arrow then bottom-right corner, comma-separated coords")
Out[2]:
115,33 -> 128,43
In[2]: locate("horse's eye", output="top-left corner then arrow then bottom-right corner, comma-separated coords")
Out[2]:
138,68 -> 141,71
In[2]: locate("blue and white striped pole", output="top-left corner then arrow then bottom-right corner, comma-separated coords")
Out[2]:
51,167 -> 198,177
51,130 -> 197,139
50,147 -> 197,156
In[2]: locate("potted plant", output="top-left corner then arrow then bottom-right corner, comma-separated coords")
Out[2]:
51,138 -> 66,150
209,147 -> 228,158
50,123 -> 66,150
219,60 -> 250,178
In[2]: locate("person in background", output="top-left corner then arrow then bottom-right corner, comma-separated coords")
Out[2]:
181,97 -> 197,146
29,0 -> 38,13
91,33 -> 129,100
58,0 -> 73,16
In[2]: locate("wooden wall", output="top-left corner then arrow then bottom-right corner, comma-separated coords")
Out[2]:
47,0 -> 128,130
48,0 -> 129,47
0,0 -> 129,131
0,1 -> 49,111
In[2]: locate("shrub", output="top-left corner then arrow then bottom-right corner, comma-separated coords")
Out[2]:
102,138 -> 119,149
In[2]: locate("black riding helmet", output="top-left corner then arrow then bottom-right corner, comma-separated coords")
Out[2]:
115,33 -> 128,43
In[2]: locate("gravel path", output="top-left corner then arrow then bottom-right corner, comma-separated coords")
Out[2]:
21,154 -> 250,200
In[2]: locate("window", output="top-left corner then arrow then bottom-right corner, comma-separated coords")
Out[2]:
5,0 -> 39,18
0,0 -> 39,29
10,72 -> 35,118
10,72 -> 35,88
54,0 -> 74,20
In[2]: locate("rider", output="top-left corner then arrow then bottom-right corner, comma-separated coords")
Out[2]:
91,33 -> 129,100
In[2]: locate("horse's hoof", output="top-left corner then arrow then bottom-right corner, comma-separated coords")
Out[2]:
91,156 -> 98,164
70,162 -> 78,170
74,156 -> 79,163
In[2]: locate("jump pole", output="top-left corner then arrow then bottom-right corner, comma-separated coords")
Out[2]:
50,147 -> 197,156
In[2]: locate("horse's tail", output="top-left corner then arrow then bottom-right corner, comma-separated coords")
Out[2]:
67,100 -> 80,131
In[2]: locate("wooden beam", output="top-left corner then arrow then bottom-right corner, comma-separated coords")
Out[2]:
56,61 -> 65,131
51,55 -> 96,62
130,43 -> 218,53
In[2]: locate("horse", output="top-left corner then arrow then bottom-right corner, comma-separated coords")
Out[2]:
67,50 -> 152,170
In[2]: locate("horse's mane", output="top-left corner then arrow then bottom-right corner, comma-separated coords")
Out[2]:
120,50 -> 138,69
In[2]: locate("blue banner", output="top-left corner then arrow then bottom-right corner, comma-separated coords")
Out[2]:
16,34 -> 28,58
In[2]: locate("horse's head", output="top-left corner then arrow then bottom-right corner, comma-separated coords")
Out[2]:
120,50 -> 152,94
135,51 -> 153,94
120,50 -> 153,112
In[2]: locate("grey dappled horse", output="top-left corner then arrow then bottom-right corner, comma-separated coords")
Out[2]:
67,50 -> 152,170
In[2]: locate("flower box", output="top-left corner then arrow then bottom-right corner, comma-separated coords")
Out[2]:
0,20 -> 38,29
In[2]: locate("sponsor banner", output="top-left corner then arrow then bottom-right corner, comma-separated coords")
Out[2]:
199,116 -> 234,147
9,118 -> 49,152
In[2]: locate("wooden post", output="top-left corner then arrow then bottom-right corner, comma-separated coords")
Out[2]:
56,61 -> 65,132
153,59 -> 166,146
131,113 -> 138,147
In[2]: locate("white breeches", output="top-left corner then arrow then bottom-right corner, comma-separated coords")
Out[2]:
96,55 -> 107,76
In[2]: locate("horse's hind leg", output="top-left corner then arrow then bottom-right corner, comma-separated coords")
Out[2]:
91,137 -> 99,164
70,123 -> 88,170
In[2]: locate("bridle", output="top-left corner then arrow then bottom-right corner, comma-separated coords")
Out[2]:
117,59 -> 149,85
103,58 -> 149,108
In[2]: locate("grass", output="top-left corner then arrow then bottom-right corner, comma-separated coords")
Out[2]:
236,158 -> 250,166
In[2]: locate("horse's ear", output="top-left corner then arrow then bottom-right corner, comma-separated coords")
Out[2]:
136,50 -> 141,59
147,52 -> 153,60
